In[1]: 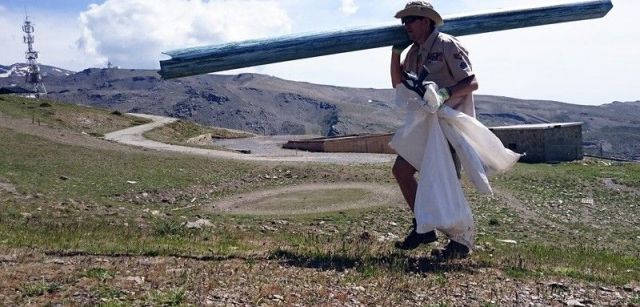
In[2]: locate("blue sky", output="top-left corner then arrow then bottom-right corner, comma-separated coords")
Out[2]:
2,0 -> 95,12
1,0 -> 638,106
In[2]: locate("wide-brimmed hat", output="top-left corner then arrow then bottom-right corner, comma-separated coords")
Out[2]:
394,1 -> 443,26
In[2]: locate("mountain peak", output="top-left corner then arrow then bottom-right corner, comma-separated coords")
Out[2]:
0,63 -> 75,78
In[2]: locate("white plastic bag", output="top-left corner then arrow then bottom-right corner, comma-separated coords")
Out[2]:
389,85 -> 521,249
439,106 -> 521,176
389,102 -> 429,170
412,112 -> 476,248
439,113 -> 492,194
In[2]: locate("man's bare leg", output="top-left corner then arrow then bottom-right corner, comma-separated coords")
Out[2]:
392,156 -> 437,250
392,156 -> 418,212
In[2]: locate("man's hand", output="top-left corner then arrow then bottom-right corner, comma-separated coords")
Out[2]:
400,67 -> 450,112
423,85 -> 450,111
401,70 -> 429,97
401,66 -> 430,96
392,40 -> 412,55
425,87 -> 451,109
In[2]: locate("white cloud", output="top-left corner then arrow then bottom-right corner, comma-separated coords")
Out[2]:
0,12 -> 22,64
77,0 -> 292,69
0,9 -> 99,70
340,0 -> 359,15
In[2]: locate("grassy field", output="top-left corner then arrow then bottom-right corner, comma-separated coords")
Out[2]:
144,120 -> 254,150
0,95 -> 150,136
0,96 -> 638,305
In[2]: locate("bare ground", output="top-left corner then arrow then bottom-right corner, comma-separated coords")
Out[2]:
208,182 -> 401,215
1,247 -> 638,306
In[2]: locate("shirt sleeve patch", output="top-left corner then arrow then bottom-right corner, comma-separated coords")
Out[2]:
427,52 -> 444,62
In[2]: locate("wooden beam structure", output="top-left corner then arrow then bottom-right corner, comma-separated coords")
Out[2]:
159,0 -> 612,79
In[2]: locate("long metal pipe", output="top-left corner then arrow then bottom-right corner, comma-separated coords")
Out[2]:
159,0 -> 612,79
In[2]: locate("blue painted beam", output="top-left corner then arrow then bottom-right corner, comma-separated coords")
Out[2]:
159,0 -> 612,79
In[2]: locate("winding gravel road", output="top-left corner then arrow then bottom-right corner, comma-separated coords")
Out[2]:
104,113 -> 396,165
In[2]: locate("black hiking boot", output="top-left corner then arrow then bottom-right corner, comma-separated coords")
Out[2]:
431,240 -> 470,260
394,218 -> 437,250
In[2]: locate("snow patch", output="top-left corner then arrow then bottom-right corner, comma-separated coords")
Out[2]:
0,67 -> 12,78
0,65 -> 29,78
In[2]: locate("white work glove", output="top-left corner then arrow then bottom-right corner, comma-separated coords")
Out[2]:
400,67 -> 450,113
422,83 -> 451,113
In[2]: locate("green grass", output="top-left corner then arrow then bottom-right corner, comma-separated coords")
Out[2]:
143,119 -> 253,149
432,272 -> 448,286
1,213 -> 256,257
480,162 -> 640,253
0,122 -> 392,258
1,122 -> 638,284
21,280 -> 62,297
0,95 -> 150,134
148,287 -> 186,306
0,129 -> 241,200
476,239 -> 640,284
1,96 -> 639,305
85,267 -> 116,281
95,286 -> 127,301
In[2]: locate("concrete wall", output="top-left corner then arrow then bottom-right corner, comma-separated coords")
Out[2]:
489,122 -> 583,163
283,133 -> 395,154
284,122 -> 584,164
323,134 -> 395,154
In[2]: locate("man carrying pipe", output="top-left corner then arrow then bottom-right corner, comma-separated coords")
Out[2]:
390,1 -> 478,258
157,0 -> 612,260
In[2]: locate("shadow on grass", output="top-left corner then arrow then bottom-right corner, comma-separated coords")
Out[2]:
270,249 -> 487,275
44,250 -> 266,262
44,249 -> 488,276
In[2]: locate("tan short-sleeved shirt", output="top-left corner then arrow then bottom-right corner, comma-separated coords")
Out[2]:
403,29 -> 476,117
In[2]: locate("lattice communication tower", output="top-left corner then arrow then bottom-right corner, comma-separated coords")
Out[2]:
22,15 -> 47,94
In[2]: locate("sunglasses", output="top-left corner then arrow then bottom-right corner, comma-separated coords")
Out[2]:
401,16 -> 424,25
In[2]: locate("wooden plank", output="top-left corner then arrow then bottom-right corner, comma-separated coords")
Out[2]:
159,0 -> 612,79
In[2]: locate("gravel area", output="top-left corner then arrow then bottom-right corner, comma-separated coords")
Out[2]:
105,113 -> 395,165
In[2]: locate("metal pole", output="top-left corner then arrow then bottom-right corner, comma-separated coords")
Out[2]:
159,0 -> 612,79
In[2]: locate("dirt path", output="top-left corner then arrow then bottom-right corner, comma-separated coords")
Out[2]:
208,182 -> 402,215
104,113 -> 396,165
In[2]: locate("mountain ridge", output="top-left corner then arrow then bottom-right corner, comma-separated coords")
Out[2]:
1,63 -> 638,160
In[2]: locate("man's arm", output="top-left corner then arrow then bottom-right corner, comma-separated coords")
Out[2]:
439,36 -> 477,108
443,75 -> 478,109
390,50 -> 403,88
390,42 -> 412,88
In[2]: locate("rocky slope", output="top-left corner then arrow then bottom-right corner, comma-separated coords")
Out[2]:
1,63 -> 638,160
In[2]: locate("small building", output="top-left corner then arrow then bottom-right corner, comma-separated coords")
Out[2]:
489,122 -> 583,163
283,133 -> 395,154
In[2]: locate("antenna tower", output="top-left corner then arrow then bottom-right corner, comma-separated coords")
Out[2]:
22,15 -> 47,94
